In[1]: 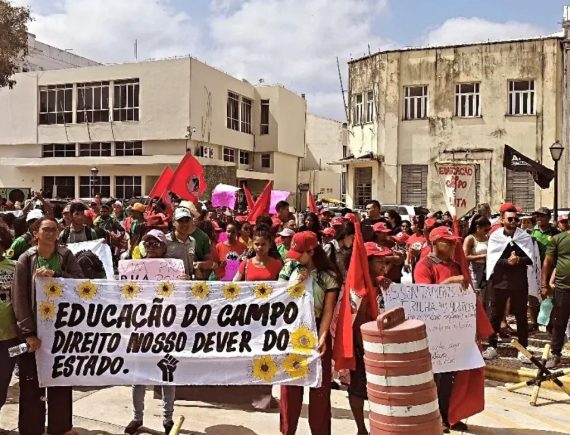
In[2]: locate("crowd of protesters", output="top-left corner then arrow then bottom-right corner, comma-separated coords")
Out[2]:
0,191 -> 569,435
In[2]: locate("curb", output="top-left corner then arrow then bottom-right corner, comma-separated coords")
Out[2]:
485,364 -> 570,391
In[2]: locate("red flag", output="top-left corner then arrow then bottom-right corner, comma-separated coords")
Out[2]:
246,180 -> 273,224
243,184 -> 255,211
308,191 -> 318,213
168,153 -> 207,202
149,166 -> 174,200
332,214 -> 375,371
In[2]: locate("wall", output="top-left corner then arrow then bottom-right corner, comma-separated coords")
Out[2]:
23,34 -> 100,71
303,113 -> 344,172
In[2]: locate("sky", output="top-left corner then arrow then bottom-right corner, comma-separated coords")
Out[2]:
10,0 -> 569,121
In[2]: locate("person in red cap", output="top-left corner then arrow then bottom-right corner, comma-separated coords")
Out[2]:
279,231 -> 341,435
413,225 -> 468,433
330,216 -> 345,230
349,242 -> 393,435
488,202 -> 517,234
321,227 -> 336,245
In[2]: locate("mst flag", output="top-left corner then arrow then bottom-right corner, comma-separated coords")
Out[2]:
503,144 -> 554,189
168,153 -> 207,201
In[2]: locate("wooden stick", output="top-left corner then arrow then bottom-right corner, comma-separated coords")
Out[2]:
170,416 -> 185,435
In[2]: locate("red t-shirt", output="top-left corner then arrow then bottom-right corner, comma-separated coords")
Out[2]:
214,241 -> 247,279
414,254 -> 462,285
238,257 -> 283,281
406,233 -> 426,249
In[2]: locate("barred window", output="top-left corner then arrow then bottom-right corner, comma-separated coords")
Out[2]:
79,142 -> 112,157
223,148 -> 236,162
403,86 -> 428,120
113,79 -> 139,121
455,83 -> 481,117
508,80 -> 535,115
116,176 -> 142,199
39,84 -> 73,125
42,144 -> 75,157
79,176 -> 111,198
77,81 -> 110,123
115,141 -> 142,156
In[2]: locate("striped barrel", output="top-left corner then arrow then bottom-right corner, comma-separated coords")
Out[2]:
360,307 -> 442,434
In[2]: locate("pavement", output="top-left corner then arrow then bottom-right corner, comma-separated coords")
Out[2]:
1,380 -> 570,435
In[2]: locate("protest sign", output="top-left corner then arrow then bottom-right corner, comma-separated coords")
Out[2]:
222,259 -> 241,281
67,239 -> 114,279
211,184 -> 240,209
383,283 -> 484,373
436,164 -> 476,218
35,278 -> 321,388
119,258 -> 186,281
269,190 -> 290,214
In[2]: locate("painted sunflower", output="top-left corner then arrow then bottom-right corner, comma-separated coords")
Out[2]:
44,280 -> 63,299
282,354 -> 309,379
288,283 -> 305,299
253,283 -> 273,299
157,281 -> 175,298
222,283 -> 241,300
121,282 -> 141,299
251,355 -> 278,382
76,280 -> 97,300
39,300 -> 56,321
192,282 -> 210,299
290,325 -> 318,354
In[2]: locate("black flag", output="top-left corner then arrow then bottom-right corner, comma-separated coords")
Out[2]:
503,144 -> 554,189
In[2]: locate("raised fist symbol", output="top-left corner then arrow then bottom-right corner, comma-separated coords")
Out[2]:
157,354 -> 179,383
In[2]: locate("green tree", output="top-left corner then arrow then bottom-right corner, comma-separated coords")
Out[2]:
0,0 -> 31,88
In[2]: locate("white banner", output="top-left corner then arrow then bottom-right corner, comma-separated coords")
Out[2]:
67,239 -> 114,279
383,283 -> 484,373
119,259 -> 185,281
35,278 -> 321,388
436,164 -> 476,218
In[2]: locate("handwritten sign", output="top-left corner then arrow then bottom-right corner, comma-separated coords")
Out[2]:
119,259 -> 186,281
436,164 -> 476,218
384,283 -> 484,373
35,278 -> 321,388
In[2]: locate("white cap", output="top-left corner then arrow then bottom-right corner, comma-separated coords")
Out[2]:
26,209 -> 44,222
174,207 -> 193,221
278,228 -> 295,237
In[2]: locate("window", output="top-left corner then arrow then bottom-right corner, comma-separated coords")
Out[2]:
227,92 -> 240,131
241,97 -> 252,133
115,141 -> 142,156
42,176 -> 75,199
39,84 -> 73,125
79,176 -> 111,198
403,85 -> 428,120
508,80 -> 535,115
77,81 -> 110,123
195,146 -> 214,159
455,83 -> 481,117
366,91 -> 375,123
239,150 -> 250,165
115,176 -> 142,199
223,148 -> 235,162
352,93 -> 363,125
260,99 -> 269,134
354,167 -> 372,208
401,165 -> 428,207
506,169 -> 535,211
261,153 -> 271,168
42,144 -> 75,157
79,142 -> 111,157
113,79 -> 139,121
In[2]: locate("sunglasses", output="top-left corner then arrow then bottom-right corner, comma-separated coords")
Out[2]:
506,217 -> 520,223
143,241 -> 163,248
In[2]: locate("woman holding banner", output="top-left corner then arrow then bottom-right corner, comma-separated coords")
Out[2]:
12,216 -> 84,435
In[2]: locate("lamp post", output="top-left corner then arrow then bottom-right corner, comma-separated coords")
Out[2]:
90,166 -> 99,198
549,141 -> 564,223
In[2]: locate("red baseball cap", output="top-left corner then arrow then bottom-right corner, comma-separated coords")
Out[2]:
499,202 -> 518,213
321,227 -> 336,237
331,217 -> 345,227
373,222 -> 392,233
429,226 -> 461,243
287,231 -> 319,260
364,242 -> 392,258
393,232 -> 410,244
425,218 -> 438,230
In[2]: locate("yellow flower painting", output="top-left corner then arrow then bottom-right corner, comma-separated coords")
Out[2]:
251,355 -> 278,382
288,283 -> 305,299
282,354 -> 309,379
121,282 -> 141,299
192,282 -> 210,299
44,280 -> 63,299
157,281 -> 175,298
290,326 -> 318,354
76,280 -> 97,300
222,283 -> 241,300
253,283 -> 273,299
39,300 -> 56,321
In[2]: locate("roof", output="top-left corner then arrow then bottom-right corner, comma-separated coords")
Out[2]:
328,152 -> 383,165
349,32 -> 564,65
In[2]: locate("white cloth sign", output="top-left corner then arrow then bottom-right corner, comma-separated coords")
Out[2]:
67,239 -> 114,279
436,164 -> 476,218
119,259 -> 186,281
35,278 -> 321,388
384,283 -> 484,373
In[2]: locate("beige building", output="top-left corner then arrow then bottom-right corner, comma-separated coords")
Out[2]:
345,35 -> 565,212
300,114 -> 347,206
0,56 -> 306,204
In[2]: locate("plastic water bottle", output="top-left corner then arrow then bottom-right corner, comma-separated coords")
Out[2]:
8,343 -> 29,358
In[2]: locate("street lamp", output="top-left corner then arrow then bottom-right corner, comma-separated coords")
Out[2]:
90,167 -> 99,198
550,141 -> 564,223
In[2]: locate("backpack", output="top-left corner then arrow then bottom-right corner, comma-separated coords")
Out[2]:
61,226 -> 93,244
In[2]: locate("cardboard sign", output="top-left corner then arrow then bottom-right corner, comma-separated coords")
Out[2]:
119,259 -> 186,281
35,278 -> 321,388
436,164 -> 476,218
384,283 -> 484,373
67,239 -> 114,279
